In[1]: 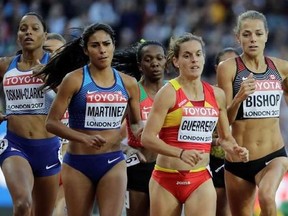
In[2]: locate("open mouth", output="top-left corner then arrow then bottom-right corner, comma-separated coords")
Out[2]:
24,37 -> 34,42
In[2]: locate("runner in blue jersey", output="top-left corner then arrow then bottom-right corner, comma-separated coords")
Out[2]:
39,23 -> 142,216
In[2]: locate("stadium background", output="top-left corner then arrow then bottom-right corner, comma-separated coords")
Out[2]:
0,0 -> 288,215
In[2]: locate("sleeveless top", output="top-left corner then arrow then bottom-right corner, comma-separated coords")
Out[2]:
127,82 -> 154,147
68,65 -> 129,130
233,56 -> 283,120
3,53 -> 55,115
159,79 -> 219,153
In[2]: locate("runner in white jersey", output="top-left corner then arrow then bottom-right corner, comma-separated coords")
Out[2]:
217,10 -> 288,216
0,12 -> 61,216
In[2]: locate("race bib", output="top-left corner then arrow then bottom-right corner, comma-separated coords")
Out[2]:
126,153 -> 140,167
60,110 -> 69,143
84,92 -> 127,129
178,106 -> 218,143
125,191 -> 130,209
0,139 -> 8,155
57,144 -> 63,163
4,74 -> 45,111
243,80 -> 282,118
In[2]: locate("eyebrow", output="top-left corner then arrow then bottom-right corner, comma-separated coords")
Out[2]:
89,39 -> 112,44
19,22 -> 41,27
183,50 -> 202,54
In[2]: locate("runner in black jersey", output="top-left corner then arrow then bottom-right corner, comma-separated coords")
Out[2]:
217,10 -> 288,216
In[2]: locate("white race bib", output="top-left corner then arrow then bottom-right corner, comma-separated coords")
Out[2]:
0,139 -> 8,155
126,153 -> 140,167
243,80 -> 282,118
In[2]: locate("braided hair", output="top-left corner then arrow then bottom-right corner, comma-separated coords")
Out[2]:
112,40 -> 166,81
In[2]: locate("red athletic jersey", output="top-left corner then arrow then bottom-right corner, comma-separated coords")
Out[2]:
159,79 -> 219,153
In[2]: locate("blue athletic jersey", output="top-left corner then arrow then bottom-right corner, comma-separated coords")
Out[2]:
68,65 -> 129,130
3,53 -> 55,115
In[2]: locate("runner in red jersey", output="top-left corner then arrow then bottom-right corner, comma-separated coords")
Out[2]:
113,40 -> 167,216
141,33 -> 249,216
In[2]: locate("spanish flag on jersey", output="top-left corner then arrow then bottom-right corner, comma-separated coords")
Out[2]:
159,79 -> 219,153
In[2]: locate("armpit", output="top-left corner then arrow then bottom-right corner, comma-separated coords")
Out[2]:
282,77 -> 288,93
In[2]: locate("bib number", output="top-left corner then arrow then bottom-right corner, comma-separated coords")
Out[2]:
126,153 -> 140,167
0,139 -> 8,155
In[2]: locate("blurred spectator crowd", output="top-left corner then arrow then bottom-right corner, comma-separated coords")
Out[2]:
1,0 -> 288,79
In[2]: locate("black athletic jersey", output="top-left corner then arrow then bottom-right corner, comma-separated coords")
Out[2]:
233,56 -> 283,120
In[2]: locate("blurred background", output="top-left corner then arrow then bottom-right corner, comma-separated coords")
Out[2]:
1,0 -> 288,81
0,0 -> 288,215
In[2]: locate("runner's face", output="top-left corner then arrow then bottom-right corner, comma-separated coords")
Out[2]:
139,45 -> 166,82
85,30 -> 115,70
17,15 -> 46,51
173,40 -> 205,79
237,19 -> 267,57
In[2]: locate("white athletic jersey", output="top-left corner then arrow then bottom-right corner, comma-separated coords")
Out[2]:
3,53 -> 55,115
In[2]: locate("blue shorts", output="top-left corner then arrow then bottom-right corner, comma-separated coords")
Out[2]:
0,130 -> 61,177
63,151 -> 125,183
